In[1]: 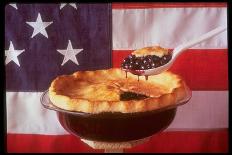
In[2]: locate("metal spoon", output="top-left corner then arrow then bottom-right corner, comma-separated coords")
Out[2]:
124,25 -> 227,76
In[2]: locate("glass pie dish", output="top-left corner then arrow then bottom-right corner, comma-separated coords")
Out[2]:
40,88 -> 191,142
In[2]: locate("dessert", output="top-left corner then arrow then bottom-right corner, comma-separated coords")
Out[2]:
121,46 -> 172,71
45,68 -> 191,141
49,68 -> 189,114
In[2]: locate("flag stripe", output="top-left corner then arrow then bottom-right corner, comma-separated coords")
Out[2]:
112,3 -> 227,9
7,129 -> 228,153
6,91 -> 228,134
112,8 -> 227,50
113,49 -> 228,90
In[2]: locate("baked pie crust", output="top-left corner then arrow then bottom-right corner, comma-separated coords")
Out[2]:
49,68 -> 189,114
132,46 -> 170,57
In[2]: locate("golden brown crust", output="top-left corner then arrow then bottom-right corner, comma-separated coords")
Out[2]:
132,46 -> 170,57
49,68 -> 189,114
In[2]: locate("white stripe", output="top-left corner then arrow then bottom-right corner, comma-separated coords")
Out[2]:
6,91 -> 228,135
112,8 -> 227,50
6,92 -> 68,135
167,91 -> 228,131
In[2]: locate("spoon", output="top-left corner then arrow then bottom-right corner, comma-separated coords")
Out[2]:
124,25 -> 227,76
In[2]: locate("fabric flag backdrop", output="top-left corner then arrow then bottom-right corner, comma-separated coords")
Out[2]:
5,3 -> 228,153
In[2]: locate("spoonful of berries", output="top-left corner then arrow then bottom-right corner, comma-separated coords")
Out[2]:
121,25 -> 227,77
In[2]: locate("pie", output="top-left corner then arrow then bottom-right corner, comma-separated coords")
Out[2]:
48,68 -> 189,114
121,46 -> 172,70
132,45 -> 170,57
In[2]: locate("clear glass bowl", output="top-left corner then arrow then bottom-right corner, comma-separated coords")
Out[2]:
41,89 -> 191,142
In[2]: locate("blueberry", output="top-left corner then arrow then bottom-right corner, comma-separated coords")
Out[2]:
152,55 -> 160,62
160,60 -> 164,65
123,58 -> 130,63
130,60 -> 134,64
155,62 -> 161,67
134,65 -> 140,70
125,64 -> 130,69
160,55 -> 171,65
135,60 -> 140,66
140,65 -> 145,70
137,56 -> 142,60
129,64 -> 133,69
143,59 -> 147,64
162,55 -> 169,62
148,58 -> 153,63
145,55 -> 152,62
163,56 -> 167,60
128,55 -> 133,59
146,55 -> 153,59
128,54 -> 136,60
146,64 -> 151,69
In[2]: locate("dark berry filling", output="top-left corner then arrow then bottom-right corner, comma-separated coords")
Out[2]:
121,54 -> 172,70
120,92 -> 148,101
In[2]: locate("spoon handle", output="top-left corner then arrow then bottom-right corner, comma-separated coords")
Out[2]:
173,25 -> 227,57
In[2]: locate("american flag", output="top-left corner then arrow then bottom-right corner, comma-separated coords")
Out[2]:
6,3 -> 228,153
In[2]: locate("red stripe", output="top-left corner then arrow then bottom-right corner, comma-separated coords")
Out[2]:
112,2 -> 227,9
127,129 -> 228,153
112,49 -> 228,90
7,130 -> 228,153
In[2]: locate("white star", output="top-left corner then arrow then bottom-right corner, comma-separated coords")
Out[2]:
26,13 -> 53,38
5,41 -> 25,67
60,3 -> 77,10
57,40 -> 83,66
9,3 -> 18,9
